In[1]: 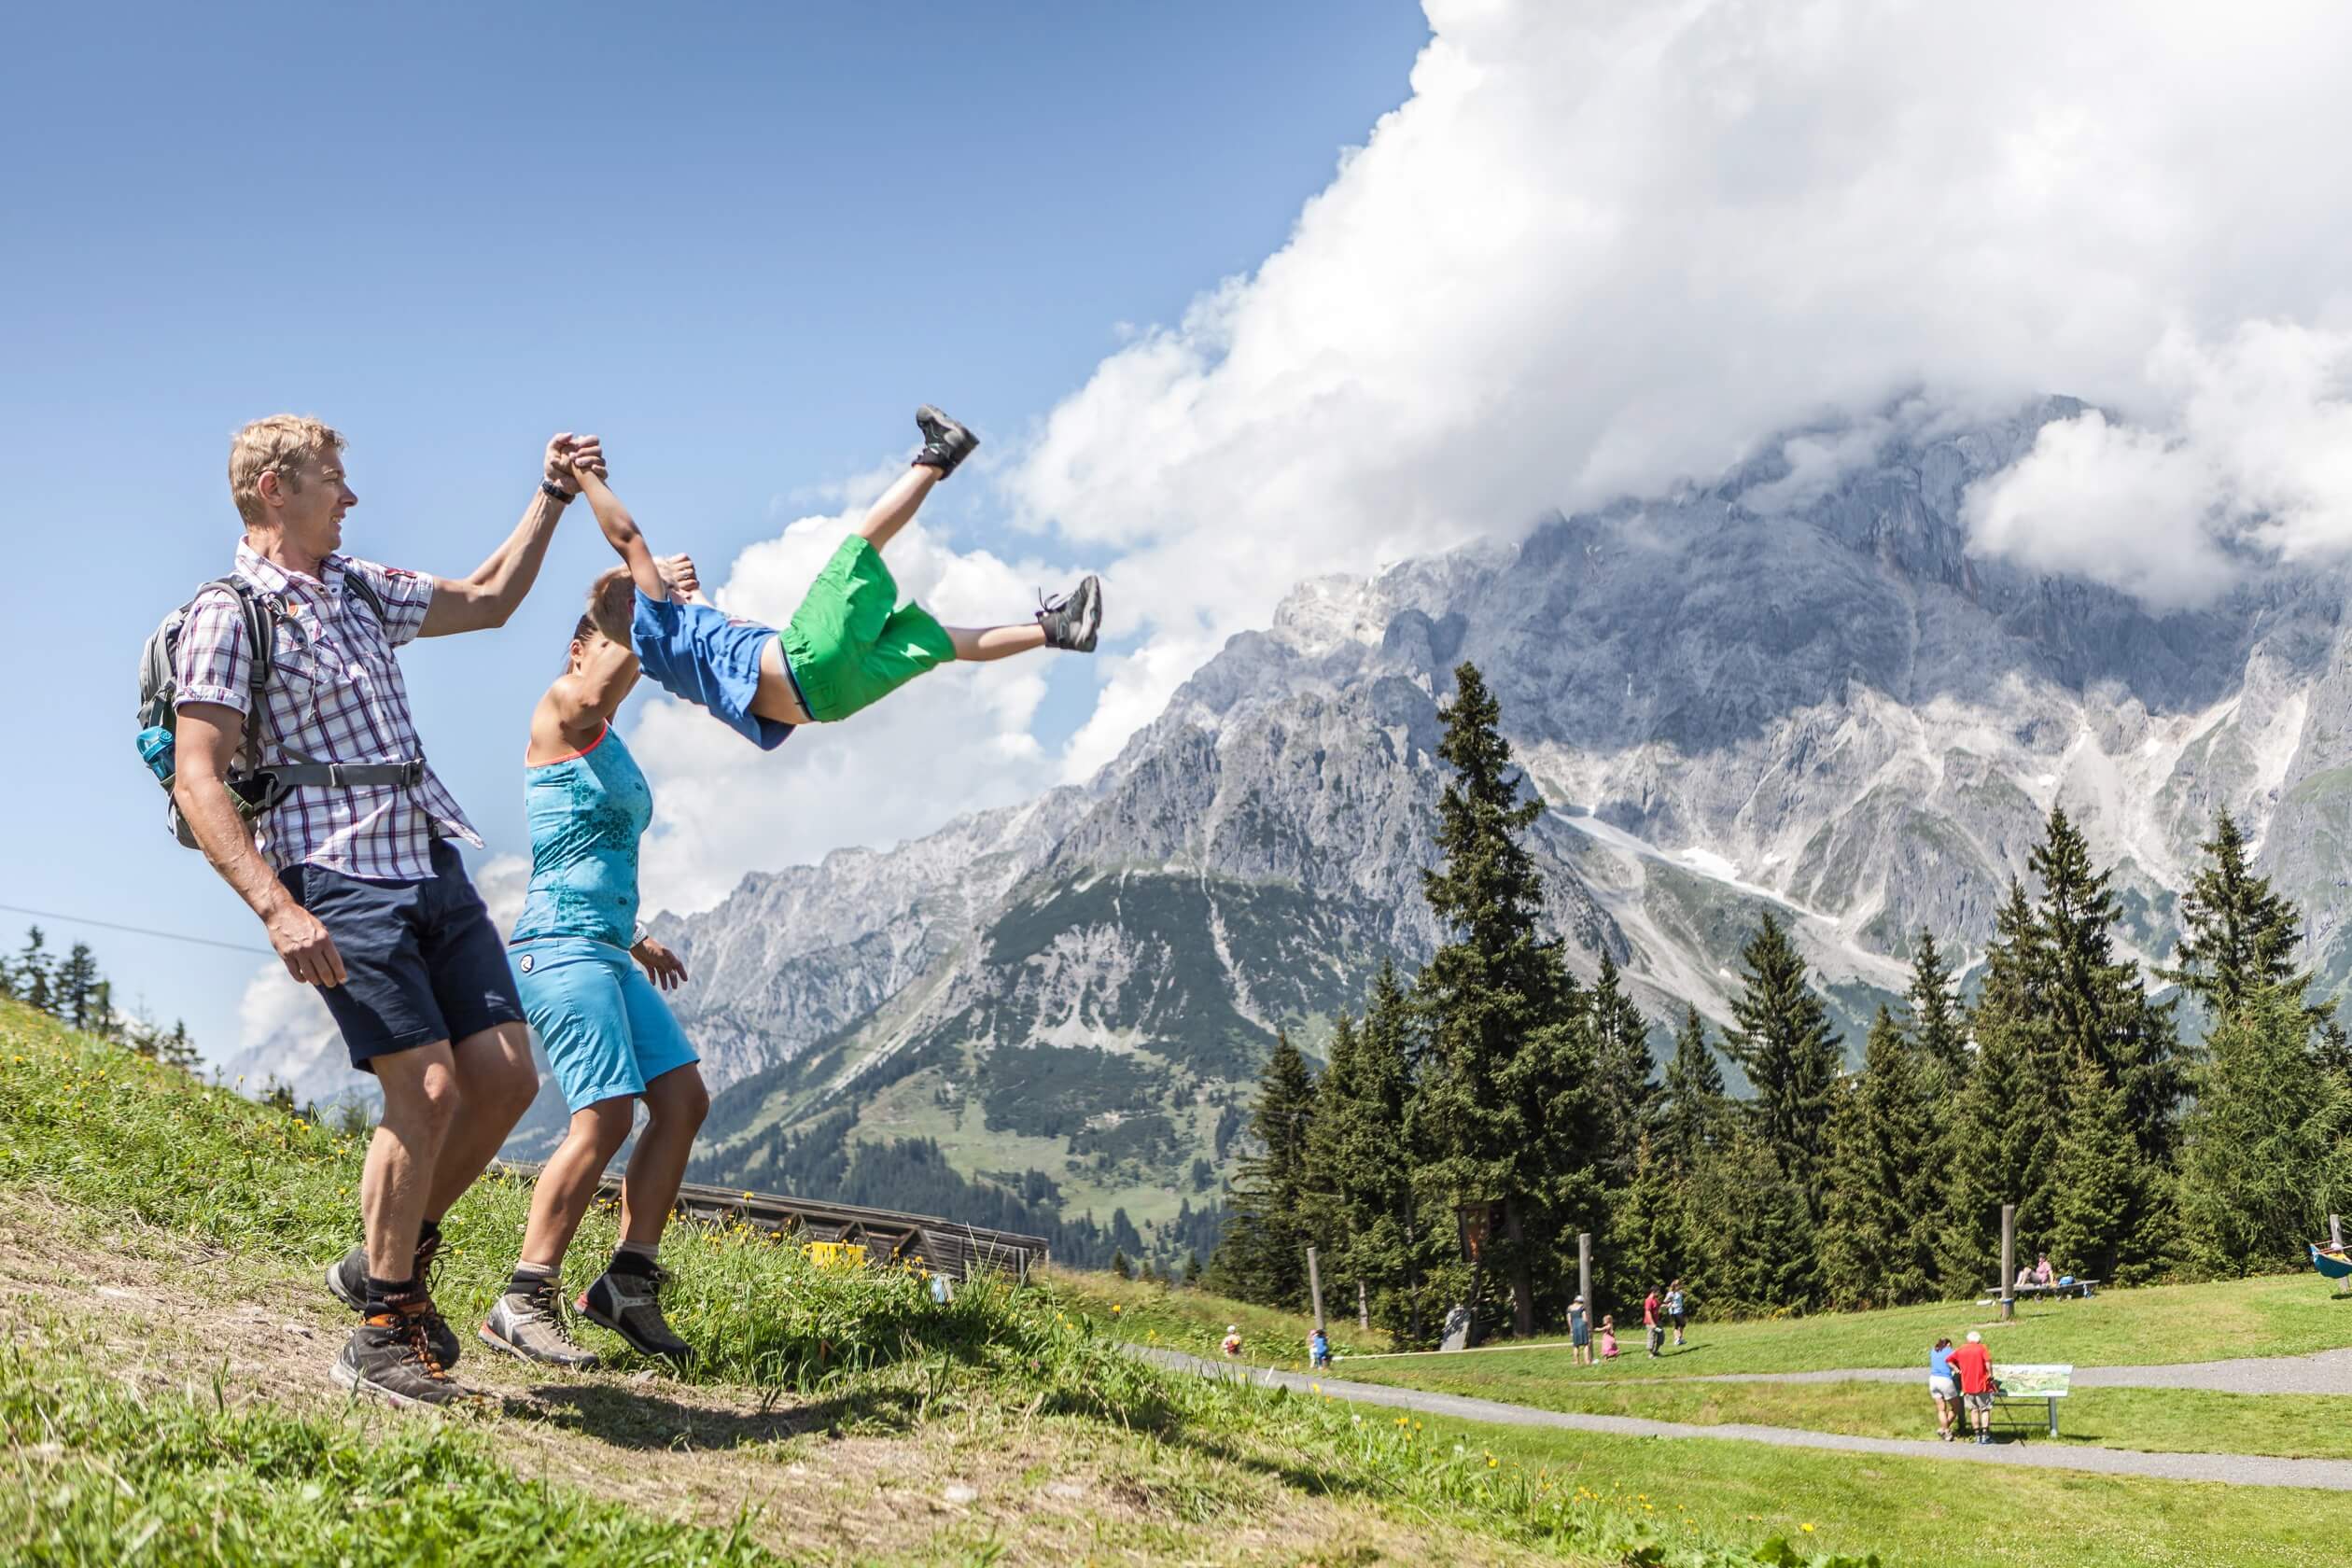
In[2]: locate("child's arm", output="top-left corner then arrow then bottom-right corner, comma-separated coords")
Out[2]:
572,464 -> 668,602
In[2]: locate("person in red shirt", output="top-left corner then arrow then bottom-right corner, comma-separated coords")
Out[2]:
1643,1288 -> 1663,1358
1948,1330 -> 1996,1443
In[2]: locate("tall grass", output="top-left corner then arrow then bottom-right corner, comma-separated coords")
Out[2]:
0,1004 -> 1881,1568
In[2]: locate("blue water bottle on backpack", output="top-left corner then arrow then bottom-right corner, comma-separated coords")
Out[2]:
136,725 -> 175,785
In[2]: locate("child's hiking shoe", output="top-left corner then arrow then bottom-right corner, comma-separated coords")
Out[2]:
913,405 -> 980,477
332,1304 -> 481,1409
1037,576 -> 1102,652
325,1238 -> 461,1370
578,1265 -> 697,1367
480,1280 -> 601,1370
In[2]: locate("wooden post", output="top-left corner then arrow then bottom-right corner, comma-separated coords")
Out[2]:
2000,1204 -> 2017,1323
1577,1232 -> 1593,1318
1357,1278 -> 1370,1332
1307,1245 -> 1326,1333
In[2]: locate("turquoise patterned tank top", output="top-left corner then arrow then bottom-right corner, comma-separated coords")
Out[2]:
511,724 -> 650,948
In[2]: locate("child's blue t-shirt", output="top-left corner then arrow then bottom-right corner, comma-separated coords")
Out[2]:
629,589 -> 794,751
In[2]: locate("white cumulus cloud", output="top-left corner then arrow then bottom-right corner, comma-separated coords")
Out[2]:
1012,0 -> 2352,760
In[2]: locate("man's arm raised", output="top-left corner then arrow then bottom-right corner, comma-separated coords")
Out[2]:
419,433 -> 606,638
172,705 -> 346,987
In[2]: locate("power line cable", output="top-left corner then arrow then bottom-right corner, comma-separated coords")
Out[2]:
0,902 -> 273,957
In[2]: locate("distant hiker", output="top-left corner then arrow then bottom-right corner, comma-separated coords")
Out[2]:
1309,1327 -> 1332,1369
1643,1286 -> 1663,1357
2034,1253 -> 2057,1288
1568,1295 -> 1592,1367
1665,1279 -> 1687,1348
479,594 -> 709,1371
1600,1315 -> 1619,1359
1222,1325 -> 1244,1358
569,408 -> 1099,754
1949,1330 -> 1996,1443
1927,1337 -> 1959,1441
170,415 -> 596,1407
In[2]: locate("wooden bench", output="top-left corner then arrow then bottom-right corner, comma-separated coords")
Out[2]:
1980,1278 -> 2102,1303
1986,1363 -> 2074,1438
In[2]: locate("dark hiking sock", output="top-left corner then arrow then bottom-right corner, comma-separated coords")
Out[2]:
365,1274 -> 422,1316
607,1245 -> 661,1279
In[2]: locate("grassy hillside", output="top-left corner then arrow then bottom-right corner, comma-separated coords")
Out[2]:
12,1000 -> 2352,1567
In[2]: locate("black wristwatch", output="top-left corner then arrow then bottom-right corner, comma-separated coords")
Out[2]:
539,479 -> 574,504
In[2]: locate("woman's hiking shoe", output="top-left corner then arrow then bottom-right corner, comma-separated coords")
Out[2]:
332,1305 -> 479,1409
325,1238 -> 461,1370
1037,576 -> 1102,652
913,405 -> 979,477
480,1281 -> 601,1370
578,1266 -> 697,1367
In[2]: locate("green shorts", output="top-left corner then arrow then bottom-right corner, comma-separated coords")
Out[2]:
779,537 -> 956,723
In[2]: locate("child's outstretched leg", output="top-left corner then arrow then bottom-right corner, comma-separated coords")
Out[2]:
942,576 -> 1102,661
859,406 -> 979,553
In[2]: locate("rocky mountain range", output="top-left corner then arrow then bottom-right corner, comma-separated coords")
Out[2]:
231,399 -> 2352,1264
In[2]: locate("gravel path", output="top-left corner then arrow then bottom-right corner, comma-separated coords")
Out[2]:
1141,1348 -> 2352,1491
1564,1347 -> 2352,1394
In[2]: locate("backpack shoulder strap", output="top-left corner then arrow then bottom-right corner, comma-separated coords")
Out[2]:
340,567 -> 390,624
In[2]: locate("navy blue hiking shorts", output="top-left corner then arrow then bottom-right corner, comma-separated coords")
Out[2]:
279,837 -> 525,1071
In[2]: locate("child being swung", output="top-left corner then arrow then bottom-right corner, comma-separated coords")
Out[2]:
574,408 -> 1100,749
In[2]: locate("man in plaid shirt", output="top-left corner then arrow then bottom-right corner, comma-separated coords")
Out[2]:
174,413 -> 602,1407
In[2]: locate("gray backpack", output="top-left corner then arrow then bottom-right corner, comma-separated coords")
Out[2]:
136,571 -> 417,847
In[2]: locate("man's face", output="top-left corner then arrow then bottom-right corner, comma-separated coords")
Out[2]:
269,450 -> 357,558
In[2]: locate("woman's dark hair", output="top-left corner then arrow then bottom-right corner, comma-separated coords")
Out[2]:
1935,1337 -> 1952,1350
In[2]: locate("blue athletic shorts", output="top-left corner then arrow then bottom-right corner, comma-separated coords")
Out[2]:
279,837 -> 525,1071
508,935 -> 699,1113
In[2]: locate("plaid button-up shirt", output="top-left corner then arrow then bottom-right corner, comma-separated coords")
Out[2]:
174,541 -> 483,880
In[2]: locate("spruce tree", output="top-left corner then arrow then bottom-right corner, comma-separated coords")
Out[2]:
1589,951 -> 1660,1185
1659,1003 -> 1729,1169
16,928 -> 53,1015
1939,881 -> 2063,1293
1205,1029 -> 1318,1307
2163,810 -> 2314,1025
1904,930 -> 1968,1091
2180,987 -> 2352,1274
1183,1251 -> 1202,1287
1610,1132 -> 1689,1303
1414,662 -> 1600,1336
1723,912 -> 1841,1303
1817,1009 -> 1939,1309
56,944 -> 104,1034
1327,963 -> 1448,1343
1110,1248 -> 1132,1281
2047,1050 -> 2149,1281
1683,1127 -> 1813,1315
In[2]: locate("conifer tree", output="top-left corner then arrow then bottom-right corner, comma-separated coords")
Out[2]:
1325,963 -> 1448,1342
1818,1009 -> 1939,1309
1682,1127 -> 1813,1315
56,944 -> 104,1034
1659,1003 -> 1729,1169
1610,1132 -> 1689,1302
1904,930 -> 1968,1091
1589,950 -> 1660,1185
1723,912 -> 1841,1303
1205,1029 -> 1318,1307
2047,1050 -> 2150,1281
2163,809 -> 2316,1025
1110,1248 -> 1132,1281
1183,1251 -> 1202,1287
15,928 -> 53,1015
1414,662 -> 1600,1336
2180,986 -> 2352,1274
1939,882 -> 2063,1292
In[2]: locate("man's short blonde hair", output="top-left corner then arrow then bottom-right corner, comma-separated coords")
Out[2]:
229,414 -> 345,526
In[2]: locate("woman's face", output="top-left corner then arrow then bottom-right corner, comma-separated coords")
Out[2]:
573,627 -> 642,699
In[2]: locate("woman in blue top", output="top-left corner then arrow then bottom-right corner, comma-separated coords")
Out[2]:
1928,1337 -> 1959,1441
482,602 -> 707,1370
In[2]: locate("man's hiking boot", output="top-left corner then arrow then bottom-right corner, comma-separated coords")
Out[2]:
326,1235 -> 461,1370
579,1265 -> 697,1368
480,1279 -> 601,1370
913,405 -> 979,477
332,1304 -> 480,1409
1037,576 -> 1102,652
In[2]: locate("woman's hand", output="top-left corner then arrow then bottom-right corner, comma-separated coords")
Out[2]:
631,936 -> 689,991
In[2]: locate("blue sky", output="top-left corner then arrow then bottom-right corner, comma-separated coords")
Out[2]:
0,2 -> 1431,1062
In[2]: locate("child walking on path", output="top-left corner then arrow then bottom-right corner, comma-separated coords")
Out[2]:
573,408 -> 1099,750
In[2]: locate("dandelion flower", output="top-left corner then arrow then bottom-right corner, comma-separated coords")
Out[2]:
1801,1523 -> 1816,1533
